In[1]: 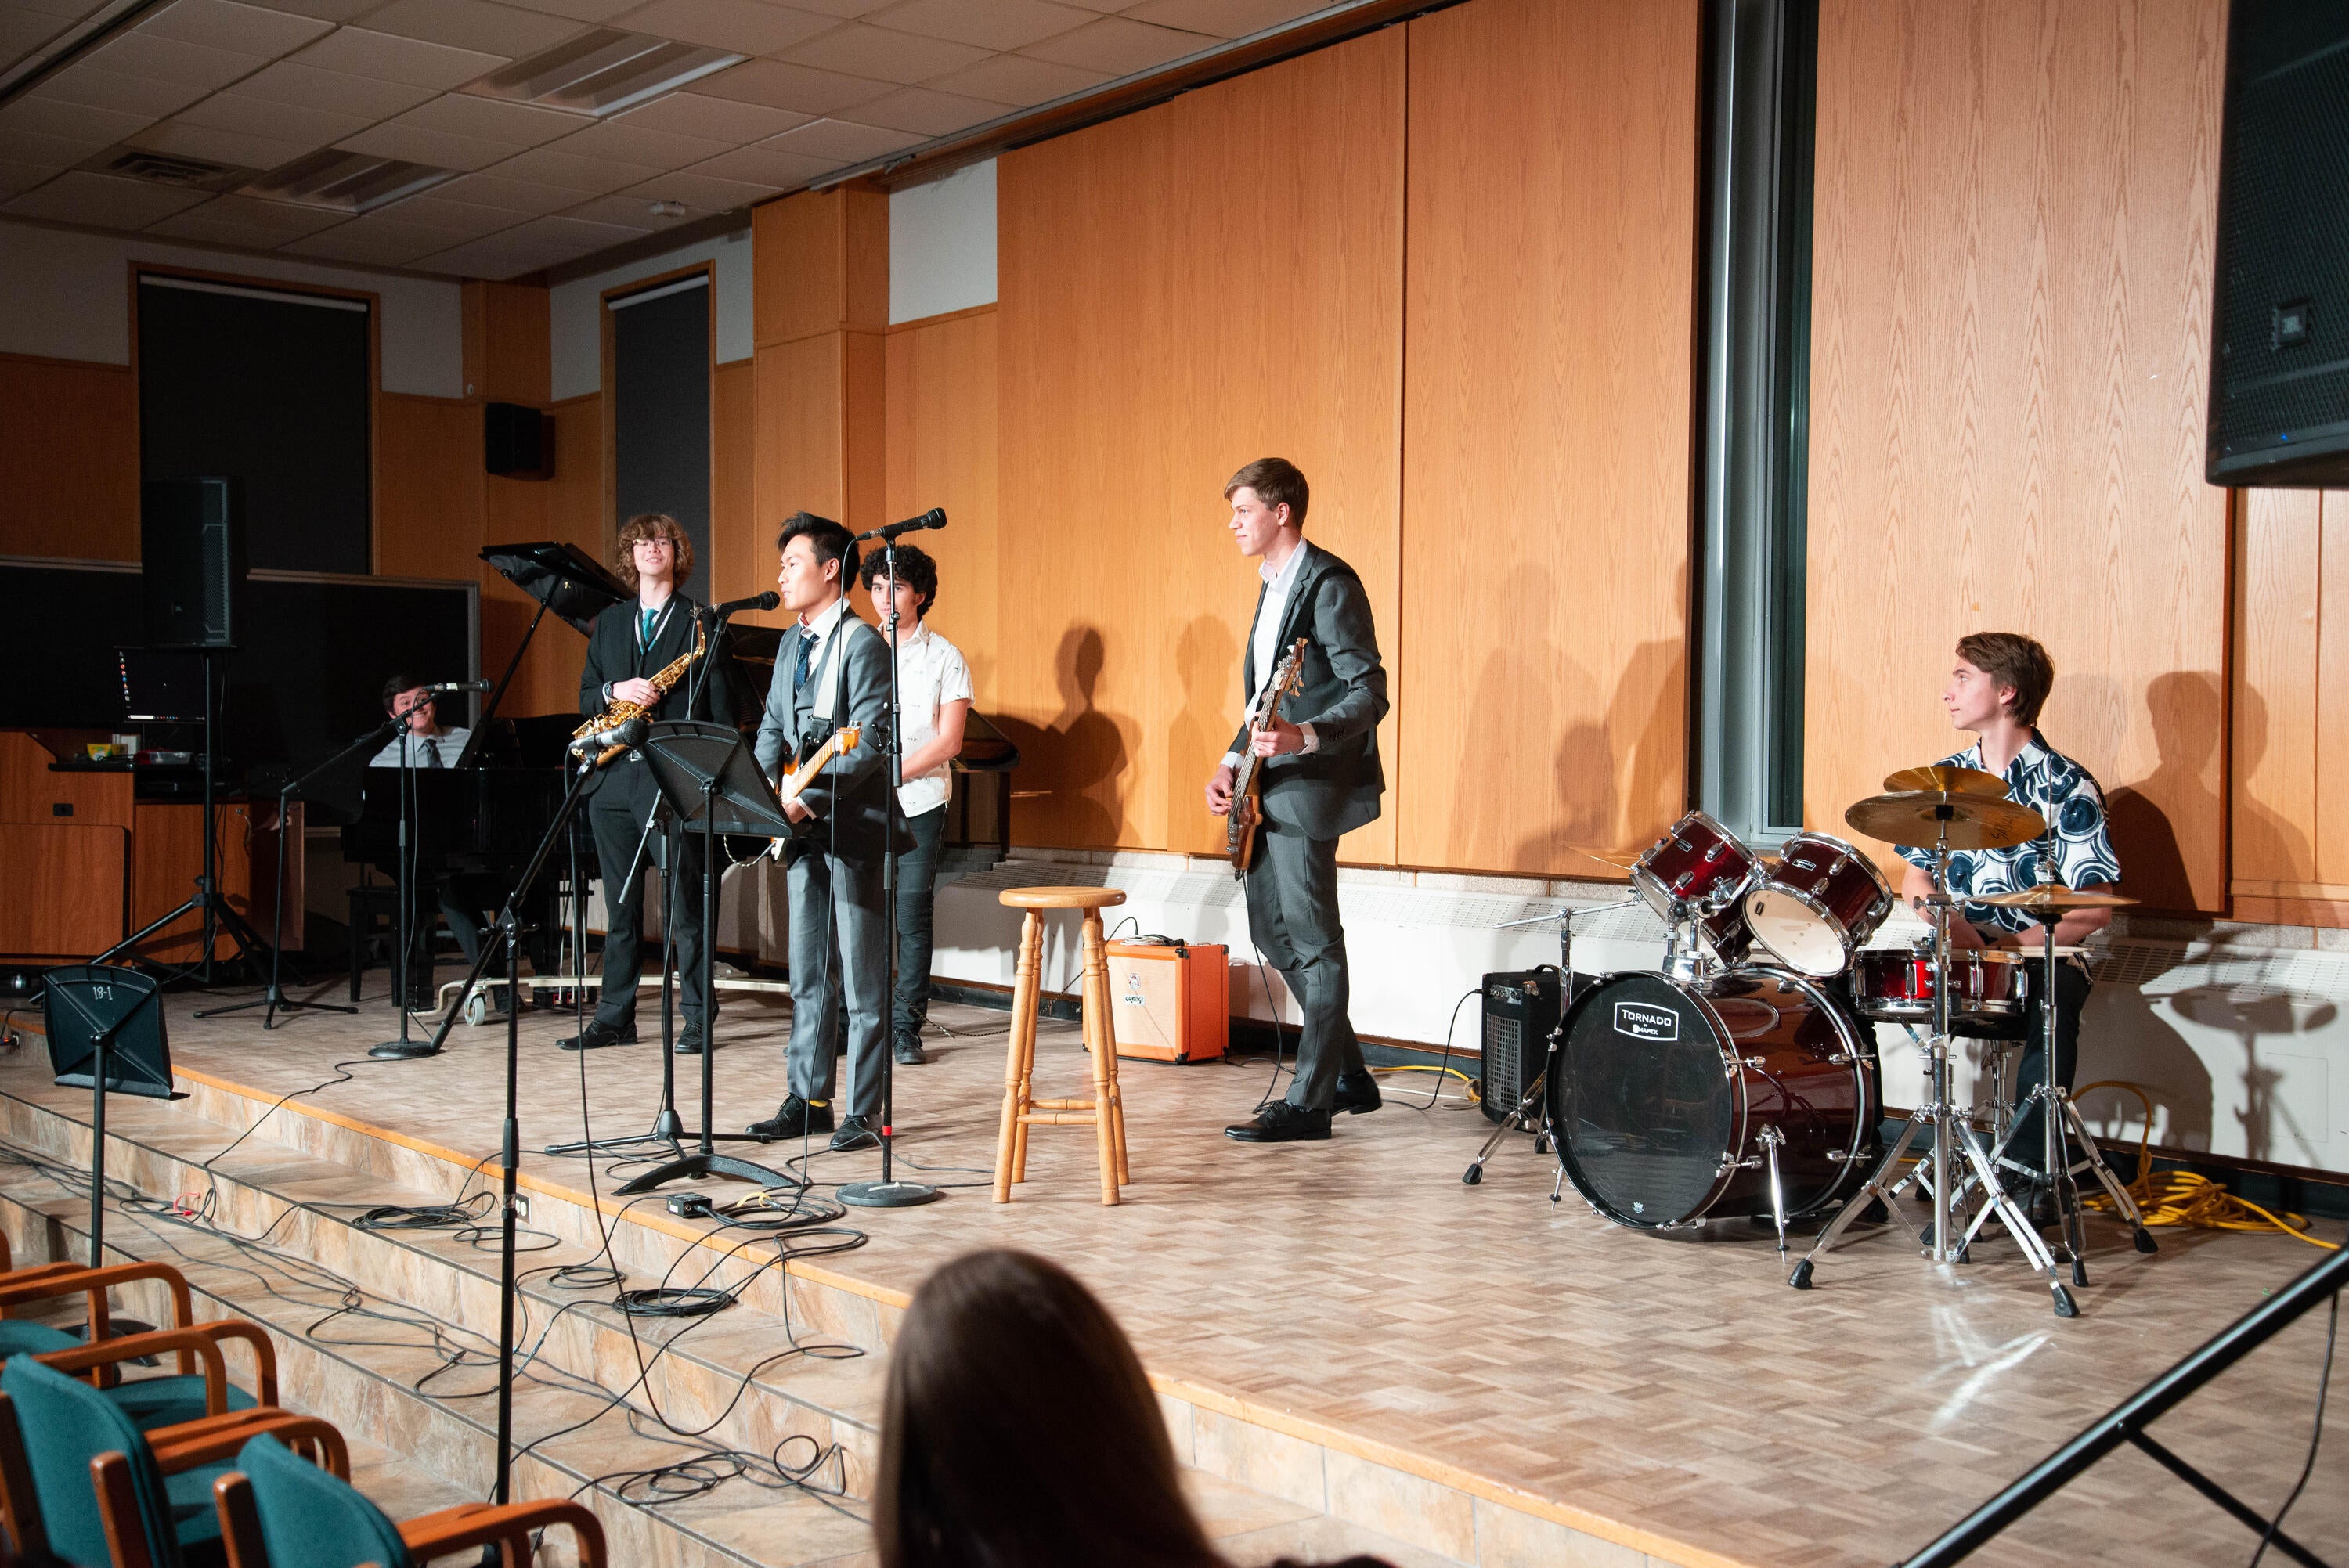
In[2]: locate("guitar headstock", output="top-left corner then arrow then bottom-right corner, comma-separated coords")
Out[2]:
836,724 -> 861,753
1272,637 -> 1309,697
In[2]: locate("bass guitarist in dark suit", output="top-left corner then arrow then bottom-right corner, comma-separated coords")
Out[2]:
560,513 -> 734,1054
1205,459 -> 1391,1143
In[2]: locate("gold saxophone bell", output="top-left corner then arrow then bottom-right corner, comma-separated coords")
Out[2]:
573,615 -> 706,764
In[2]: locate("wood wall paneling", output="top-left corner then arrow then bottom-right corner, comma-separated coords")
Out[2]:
755,333 -> 846,523
463,281 -> 550,404
0,824 -> 127,957
885,308 -> 999,695
0,733 -> 133,831
481,392 -> 603,717
1400,0 -> 1701,874
1806,0 -> 2230,914
0,353 -> 139,561
128,802 -> 258,962
376,394 -> 483,581
2233,488 -> 2349,925
753,188 -> 889,346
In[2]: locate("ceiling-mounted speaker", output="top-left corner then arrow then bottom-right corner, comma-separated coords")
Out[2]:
485,402 -> 550,480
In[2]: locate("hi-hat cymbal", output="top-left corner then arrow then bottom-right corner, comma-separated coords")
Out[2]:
1970,885 -> 2138,910
1883,764 -> 2008,798
1844,790 -> 2047,852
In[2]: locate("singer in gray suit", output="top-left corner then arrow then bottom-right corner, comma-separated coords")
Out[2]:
745,513 -> 897,1150
1204,459 -> 1390,1143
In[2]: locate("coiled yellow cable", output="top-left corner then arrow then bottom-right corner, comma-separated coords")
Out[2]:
2074,1080 -> 2340,1251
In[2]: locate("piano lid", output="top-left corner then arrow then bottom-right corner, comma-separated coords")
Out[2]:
480,542 -> 629,634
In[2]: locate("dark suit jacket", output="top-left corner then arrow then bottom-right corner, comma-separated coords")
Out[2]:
1227,542 -> 1388,841
752,606 -> 897,860
577,594 -> 736,806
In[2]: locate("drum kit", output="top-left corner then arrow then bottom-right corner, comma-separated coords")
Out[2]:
1468,768 -> 2155,1318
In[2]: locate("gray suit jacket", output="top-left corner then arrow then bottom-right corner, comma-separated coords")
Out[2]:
754,607 -> 896,859
1228,542 -> 1388,841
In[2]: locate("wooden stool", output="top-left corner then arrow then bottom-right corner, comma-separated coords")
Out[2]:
994,887 -> 1131,1206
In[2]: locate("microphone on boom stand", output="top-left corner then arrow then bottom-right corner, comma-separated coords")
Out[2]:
854,508 -> 947,542
702,590 -> 781,619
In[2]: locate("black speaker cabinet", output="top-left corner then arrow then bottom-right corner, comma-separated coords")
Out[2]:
141,477 -> 245,650
1479,968 -> 1568,1125
485,402 -> 550,479
2206,0 -> 2349,486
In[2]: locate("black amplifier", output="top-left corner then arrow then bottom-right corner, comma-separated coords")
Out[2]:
1478,968 -> 1571,1125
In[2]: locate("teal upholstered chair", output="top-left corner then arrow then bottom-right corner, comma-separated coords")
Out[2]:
215,1436 -> 607,1568
0,1266 -> 271,1434
0,1357 -> 343,1568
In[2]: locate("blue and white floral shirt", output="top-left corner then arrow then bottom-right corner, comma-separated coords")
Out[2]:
1896,733 -> 2122,934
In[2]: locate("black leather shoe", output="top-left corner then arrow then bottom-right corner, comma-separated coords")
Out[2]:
831,1116 -> 881,1152
558,1021 -> 635,1051
1333,1072 -> 1381,1114
745,1097 -> 832,1141
1225,1101 -> 1333,1143
673,1022 -> 720,1055
893,1038 -> 926,1066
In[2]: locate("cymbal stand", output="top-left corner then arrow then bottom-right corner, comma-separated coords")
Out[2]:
1790,814 -> 2078,1316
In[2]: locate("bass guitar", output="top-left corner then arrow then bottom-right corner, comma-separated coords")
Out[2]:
1225,638 -> 1308,878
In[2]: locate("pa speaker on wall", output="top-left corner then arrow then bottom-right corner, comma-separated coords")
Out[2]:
2206,0 -> 2349,487
141,477 -> 246,650
485,402 -> 550,479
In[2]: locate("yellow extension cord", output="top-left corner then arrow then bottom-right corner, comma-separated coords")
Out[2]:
1371,1064 -> 1483,1103
2074,1080 -> 2340,1251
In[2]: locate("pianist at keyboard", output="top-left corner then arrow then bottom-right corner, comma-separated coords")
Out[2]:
369,674 -> 490,1004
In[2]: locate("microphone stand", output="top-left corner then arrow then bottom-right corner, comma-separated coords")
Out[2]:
370,694 -> 442,1059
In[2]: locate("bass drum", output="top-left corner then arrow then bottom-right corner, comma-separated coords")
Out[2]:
1550,968 -> 1878,1230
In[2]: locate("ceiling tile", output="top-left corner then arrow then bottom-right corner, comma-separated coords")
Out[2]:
286,213 -> 464,261
843,85 -> 998,137
378,190 -> 516,232
778,0 -> 892,16
923,50 -> 1103,107
554,190 -> 668,229
13,0 -> 103,17
762,114 -> 913,161
177,89 -> 373,145
612,88 -> 805,142
613,0 -> 832,56
231,60 -> 442,117
1,9 -> 74,56
0,160 -> 56,195
489,0 -> 640,21
395,92 -> 580,146
482,140 -> 659,191
431,168 -> 580,212
545,115 -> 726,169
31,65 -> 209,119
5,170 -> 210,225
1022,15 -> 1214,74
686,58 -> 887,116
683,141 -> 833,187
619,167 -> 770,209
135,0 -> 336,58
288,27 -> 507,89
864,0 -> 1090,52
0,96 -> 153,146
362,0 -> 586,59
85,31 -> 267,88
337,119 -> 514,168
129,117 -> 310,168
421,211 -> 640,274
247,0 -> 382,22
780,22 -> 984,85
145,190 -> 347,240
0,124 -> 108,168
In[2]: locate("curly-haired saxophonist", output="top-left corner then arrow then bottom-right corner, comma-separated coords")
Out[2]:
561,512 -> 735,1054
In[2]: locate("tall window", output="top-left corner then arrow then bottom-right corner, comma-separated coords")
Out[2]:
609,272 -> 713,574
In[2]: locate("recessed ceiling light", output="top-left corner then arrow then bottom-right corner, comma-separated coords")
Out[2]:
242,148 -> 457,214
648,200 -> 686,218
468,31 -> 743,118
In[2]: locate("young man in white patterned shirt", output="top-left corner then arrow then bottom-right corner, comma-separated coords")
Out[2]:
861,544 -> 972,1066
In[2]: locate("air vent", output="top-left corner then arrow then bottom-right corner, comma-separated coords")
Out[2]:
467,30 -> 742,117
242,148 -> 456,214
81,148 -> 255,192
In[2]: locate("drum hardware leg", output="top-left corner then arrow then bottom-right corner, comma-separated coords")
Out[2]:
1549,1161 -> 1568,1207
1759,1125 -> 1790,1255
1791,1110 -> 1925,1287
1462,1066 -> 1548,1187
2053,1088 -> 2157,1252
1952,1116 -> 2073,1314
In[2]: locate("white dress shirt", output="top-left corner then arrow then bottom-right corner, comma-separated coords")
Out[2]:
369,728 -> 469,768
887,622 -> 974,818
1222,539 -> 1319,767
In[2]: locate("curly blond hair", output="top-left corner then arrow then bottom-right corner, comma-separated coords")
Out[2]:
614,513 -> 695,589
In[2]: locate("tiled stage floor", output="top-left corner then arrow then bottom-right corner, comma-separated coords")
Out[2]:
15,974 -> 2345,1568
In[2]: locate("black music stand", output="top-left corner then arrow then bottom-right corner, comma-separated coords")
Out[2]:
41,965 -> 184,1269
615,722 -> 796,1195
460,543 -> 628,770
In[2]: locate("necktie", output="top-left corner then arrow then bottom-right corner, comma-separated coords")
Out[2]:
423,736 -> 442,769
792,629 -> 816,694
640,607 -> 656,649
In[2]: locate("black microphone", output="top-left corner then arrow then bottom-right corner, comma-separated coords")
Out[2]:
705,590 -> 781,617
569,716 -> 649,755
425,679 -> 496,692
855,507 -> 947,542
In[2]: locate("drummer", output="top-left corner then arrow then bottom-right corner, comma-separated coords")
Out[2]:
1894,633 -> 2121,1199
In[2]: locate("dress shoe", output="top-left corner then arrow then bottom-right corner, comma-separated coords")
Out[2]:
1225,1101 -> 1333,1143
557,1020 -> 635,1051
831,1116 -> 882,1152
1333,1072 -> 1381,1114
893,1037 -> 926,1066
745,1096 -> 832,1141
673,1022 -> 721,1055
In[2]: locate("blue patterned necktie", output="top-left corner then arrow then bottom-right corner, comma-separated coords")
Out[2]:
792,629 -> 815,694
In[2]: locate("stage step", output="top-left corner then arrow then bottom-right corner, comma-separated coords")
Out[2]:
0,1072 -> 1463,1568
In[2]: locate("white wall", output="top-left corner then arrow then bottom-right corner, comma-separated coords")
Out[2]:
0,218 -> 463,398
890,160 -> 996,324
548,228 -> 752,402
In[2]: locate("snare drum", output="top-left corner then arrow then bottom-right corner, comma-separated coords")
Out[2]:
1851,946 -> 2030,1027
1629,810 -> 1759,965
1741,831 -> 1895,977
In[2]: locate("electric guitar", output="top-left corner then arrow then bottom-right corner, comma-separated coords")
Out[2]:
1225,639 -> 1308,878
729,724 -> 861,863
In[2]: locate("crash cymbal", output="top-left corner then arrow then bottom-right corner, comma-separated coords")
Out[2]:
1844,790 -> 2047,852
1883,764 -> 2008,798
1970,885 -> 2138,910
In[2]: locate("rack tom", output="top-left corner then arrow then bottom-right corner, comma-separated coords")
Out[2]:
1851,946 -> 2030,1028
1629,811 -> 1760,965
1741,831 -> 1895,976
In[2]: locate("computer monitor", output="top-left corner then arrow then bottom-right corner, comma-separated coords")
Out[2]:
117,647 -> 207,723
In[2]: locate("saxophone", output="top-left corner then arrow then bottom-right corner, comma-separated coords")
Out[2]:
574,614 -> 706,764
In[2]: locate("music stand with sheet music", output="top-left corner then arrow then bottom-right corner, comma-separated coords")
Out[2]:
41,964 -> 184,1268
615,721 -> 797,1195
461,542 -> 629,770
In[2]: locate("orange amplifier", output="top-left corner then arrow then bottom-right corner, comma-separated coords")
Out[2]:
1103,942 -> 1229,1063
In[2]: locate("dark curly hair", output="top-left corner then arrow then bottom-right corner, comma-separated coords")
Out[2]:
860,542 -> 938,618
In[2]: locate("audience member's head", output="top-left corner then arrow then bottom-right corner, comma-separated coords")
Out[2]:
875,1249 -> 1221,1568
